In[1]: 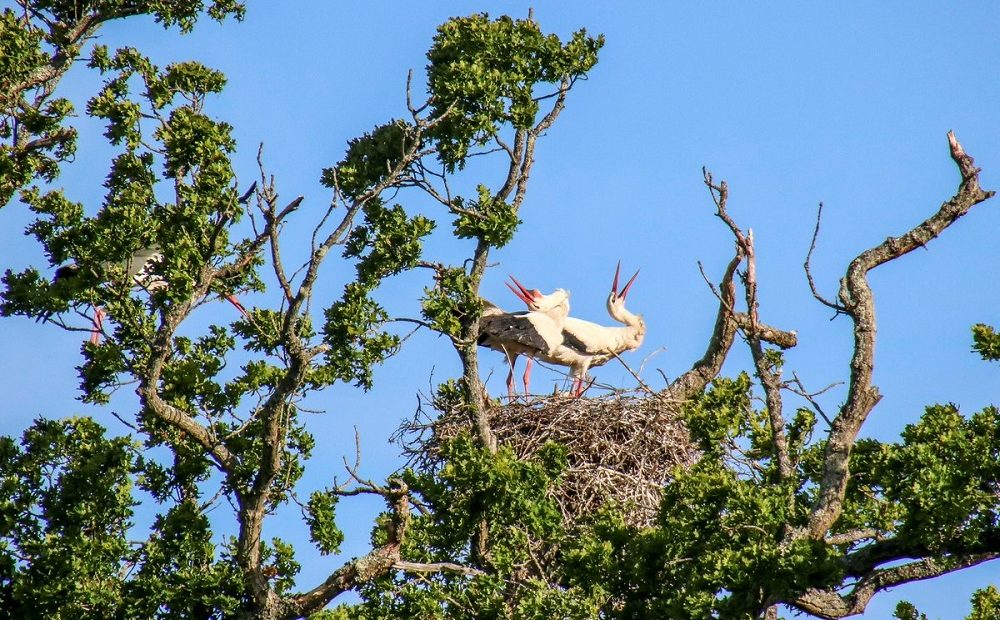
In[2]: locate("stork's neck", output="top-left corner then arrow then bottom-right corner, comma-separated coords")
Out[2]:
605,303 -> 645,351
607,319 -> 645,352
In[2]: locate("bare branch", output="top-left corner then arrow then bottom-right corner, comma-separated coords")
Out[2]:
392,560 -> 484,577
666,248 -> 743,402
743,249 -> 792,480
806,131 -> 995,540
533,75 -> 573,135
786,372 -> 838,427
610,350 -> 655,395
791,553 -> 1000,619
666,169 -> 751,401
804,202 -> 846,312
289,483 -> 411,618
732,313 -> 798,349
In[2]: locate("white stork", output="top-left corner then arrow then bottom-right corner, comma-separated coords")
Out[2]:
52,245 -> 249,344
478,276 -> 570,398
518,262 -> 646,396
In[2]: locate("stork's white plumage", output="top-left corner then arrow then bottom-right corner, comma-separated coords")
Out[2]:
478,276 -> 570,398
53,245 -> 249,344
520,263 -> 646,396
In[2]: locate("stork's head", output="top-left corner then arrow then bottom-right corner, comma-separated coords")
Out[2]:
607,261 -> 639,315
507,275 -> 570,315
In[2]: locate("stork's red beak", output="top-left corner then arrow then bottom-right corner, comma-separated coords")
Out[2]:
506,275 -> 541,306
612,261 -> 640,300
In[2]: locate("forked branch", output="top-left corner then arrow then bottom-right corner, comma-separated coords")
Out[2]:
792,552 -> 1000,619
806,131 -> 995,540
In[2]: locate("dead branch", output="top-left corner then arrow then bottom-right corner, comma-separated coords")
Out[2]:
786,372 -> 838,428
739,227 -> 792,481
805,131 -> 995,540
732,314 -> 798,349
791,553 -> 999,619
610,350 -> 655,395
392,561 -> 484,577
665,249 -> 742,403
664,170 -> 746,403
804,202 -> 846,312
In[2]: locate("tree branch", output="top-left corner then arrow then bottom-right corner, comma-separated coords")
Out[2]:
791,553 -> 1000,619
665,170 -> 748,403
137,302 -> 238,476
666,247 -> 743,402
804,202 -> 846,312
392,560 -> 484,577
806,131 -> 995,540
732,313 -> 798,349
286,482 -> 411,618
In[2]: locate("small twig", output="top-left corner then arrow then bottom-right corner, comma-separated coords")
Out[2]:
110,410 -> 138,432
697,260 -> 726,304
637,346 -> 666,379
610,351 -> 655,395
787,372 -> 839,428
657,368 -> 671,386
389,317 -> 436,331
804,201 -> 847,312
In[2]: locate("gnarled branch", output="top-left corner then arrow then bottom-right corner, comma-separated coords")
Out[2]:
806,131 -> 995,540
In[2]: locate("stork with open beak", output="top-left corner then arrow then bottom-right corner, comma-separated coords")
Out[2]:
50,245 -> 249,344
478,276 -> 570,398
516,262 -> 646,397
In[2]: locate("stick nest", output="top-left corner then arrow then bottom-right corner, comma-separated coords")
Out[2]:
399,390 -> 699,528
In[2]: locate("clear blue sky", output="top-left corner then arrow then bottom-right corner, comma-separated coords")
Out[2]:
3,2 -> 1000,616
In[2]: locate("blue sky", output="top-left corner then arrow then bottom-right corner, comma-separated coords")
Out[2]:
3,2 -> 1000,616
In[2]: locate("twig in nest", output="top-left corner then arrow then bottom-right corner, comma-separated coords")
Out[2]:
610,351 -> 655,395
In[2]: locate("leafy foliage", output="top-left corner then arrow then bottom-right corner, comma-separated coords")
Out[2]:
322,282 -> 400,390
973,323 -> 1000,361
3,4 -> 998,620
343,433 -> 605,619
0,417 -> 135,616
306,490 -> 345,556
426,13 -> 603,169
344,200 -> 436,287
0,418 -> 244,618
0,0 -> 243,207
452,185 -> 521,248
969,585 -> 1000,620
3,46 -> 264,404
322,121 -> 419,199
421,267 -> 482,338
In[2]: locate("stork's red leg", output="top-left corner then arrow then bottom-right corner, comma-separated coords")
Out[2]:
225,294 -> 249,318
575,376 -> 596,398
505,352 -> 517,400
89,306 -> 105,345
522,358 -> 533,396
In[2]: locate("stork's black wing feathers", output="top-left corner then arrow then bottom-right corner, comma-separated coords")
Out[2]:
560,328 -> 595,354
478,313 -> 548,353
